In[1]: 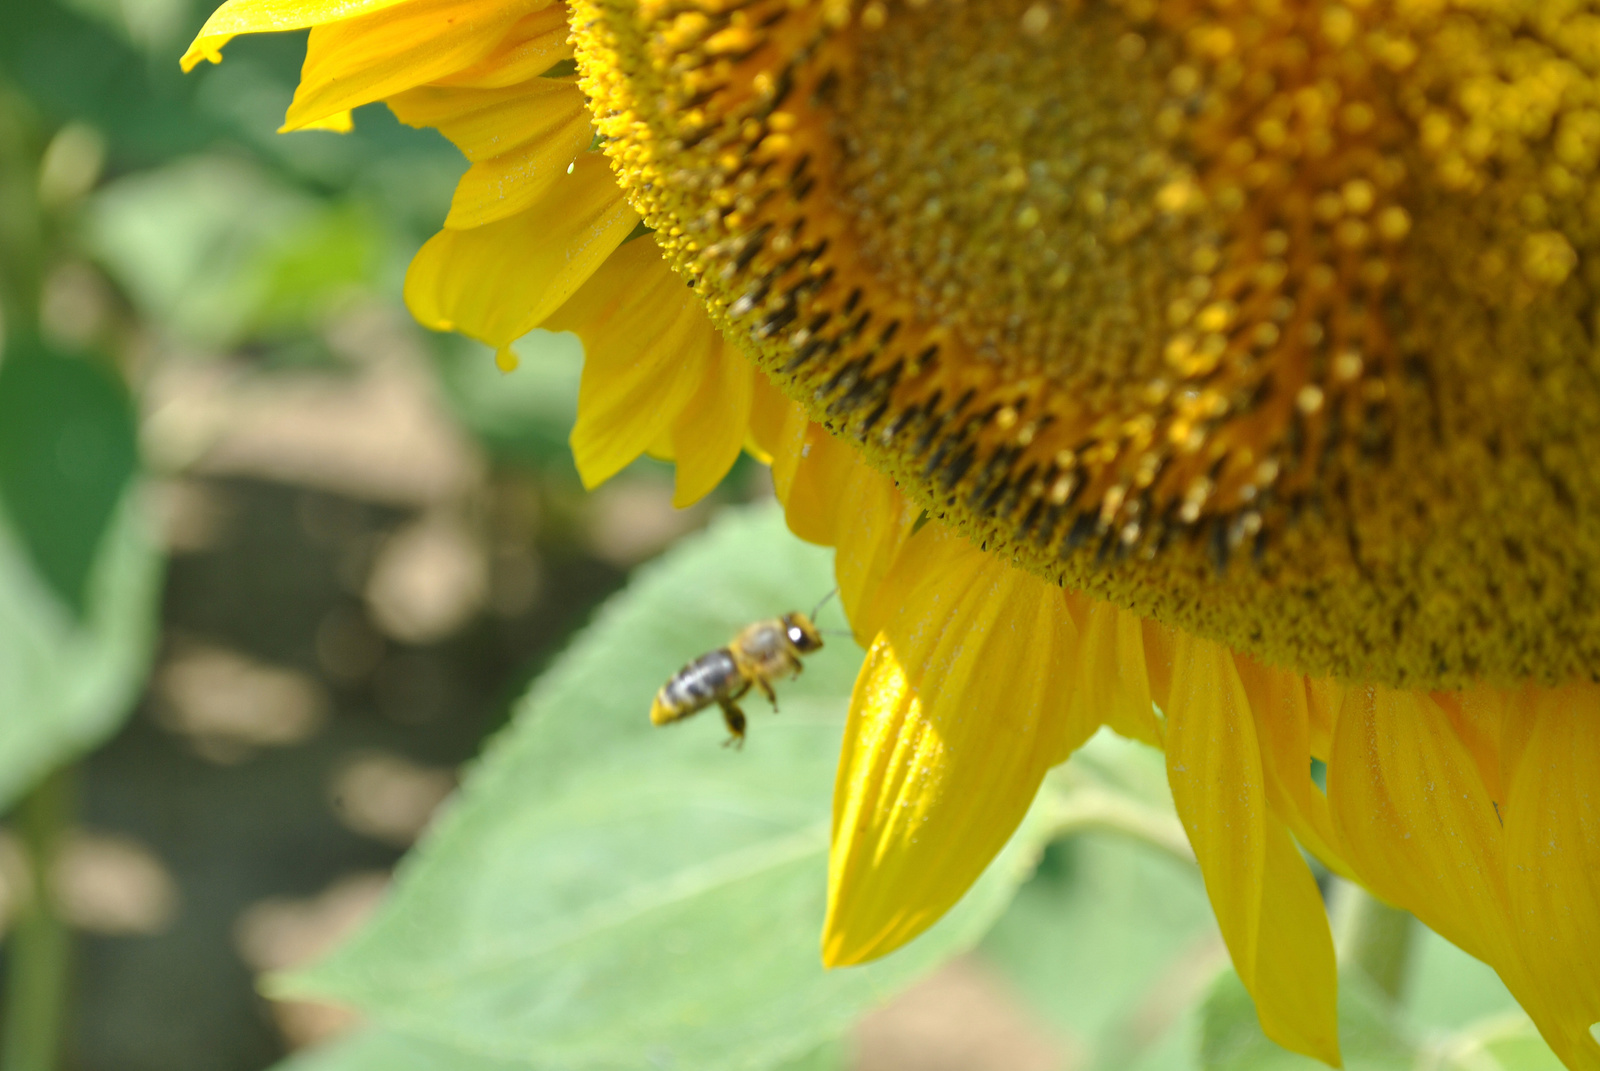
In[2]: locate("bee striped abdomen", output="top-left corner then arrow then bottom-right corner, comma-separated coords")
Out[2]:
651,648 -> 743,725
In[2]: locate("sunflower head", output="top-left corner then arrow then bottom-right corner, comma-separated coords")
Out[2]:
571,0 -> 1600,689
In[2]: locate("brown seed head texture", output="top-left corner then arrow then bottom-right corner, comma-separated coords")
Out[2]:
572,0 -> 1600,688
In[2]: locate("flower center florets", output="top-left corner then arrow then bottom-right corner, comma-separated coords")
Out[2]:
573,0 -> 1600,689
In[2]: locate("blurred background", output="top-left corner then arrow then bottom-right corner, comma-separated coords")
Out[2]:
0,1 -> 753,1064
0,2 -> 1548,1069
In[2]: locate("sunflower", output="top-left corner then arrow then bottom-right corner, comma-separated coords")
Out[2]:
183,1 -> 1600,1067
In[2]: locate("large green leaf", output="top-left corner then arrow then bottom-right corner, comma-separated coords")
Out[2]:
277,502 -> 1052,1070
274,1029 -> 530,1071
0,443 -> 161,809
276,1028 -> 842,1071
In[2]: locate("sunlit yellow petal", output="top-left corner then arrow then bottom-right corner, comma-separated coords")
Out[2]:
1165,633 -> 1340,1066
283,0 -> 546,130
547,239 -> 716,492
664,341 -> 755,508
297,108 -> 353,132
1501,688 -> 1600,1071
404,153 -> 636,358
824,525 -> 1093,967
180,0 -> 414,70
430,5 -> 570,88
389,77 -> 590,228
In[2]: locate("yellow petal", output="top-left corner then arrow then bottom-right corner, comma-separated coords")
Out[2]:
388,77 -> 591,228
283,0 -> 547,130
823,525 -> 1093,966
746,369 -> 795,464
1141,616 -> 1177,713
1500,686 -> 1600,1070
297,108 -> 354,132
181,0 -> 415,70
1234,657 -> 1358,884
1165,633 -> 1340,1066
1062,593 -> 1163,747
429,5 -> 570,88
665,340 -> 755,507
1436,685 -> 1511,808
547,239 -> 717,491
404,153 -> 636,350
1326,686 -> 1511,970
748,392 -> 917,640
827,469 -> 916,643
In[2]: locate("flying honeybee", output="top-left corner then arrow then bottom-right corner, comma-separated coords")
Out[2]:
650,593 -> 835,747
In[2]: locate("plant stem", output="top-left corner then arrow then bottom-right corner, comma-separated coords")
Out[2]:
2,767 -> 75,1071
1333,879 -> 1415,1004
1043,787 -> 1196,868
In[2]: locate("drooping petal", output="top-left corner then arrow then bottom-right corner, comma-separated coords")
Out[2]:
547,238 -> 752,505
283,0 -> 547,130
1324,685 -> 1510,960
826,469 -> 916,643
823,525 -> 1093,966
1326,686 -> 1513,970
1062,593 -> 1163,747
404,153 -> 636,360
181,0 -> 417,70
749,397 -> 916,641
1500,687 -> 1600,1071
1234,657 -> 1357,883
388,76 -> 591,228
663,339 -> 755,507
1435,685 -> 1511,808
1165,633 -> 1340,1066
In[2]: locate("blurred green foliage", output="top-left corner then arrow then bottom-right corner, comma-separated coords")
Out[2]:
0,336 -> 137,616
0,359 -> 159,811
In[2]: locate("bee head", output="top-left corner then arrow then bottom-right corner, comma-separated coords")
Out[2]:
782,612 -> 824,653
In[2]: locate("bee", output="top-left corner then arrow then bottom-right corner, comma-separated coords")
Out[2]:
650,595 -> 833,747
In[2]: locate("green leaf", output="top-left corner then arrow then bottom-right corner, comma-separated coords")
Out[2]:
0,337 -> 138,617
1198,969 -> 1414,1071
273,1029 -> 531,1071
278,502 -> 1051,1070
273,1028 -> 842,1071
0,456 -> 162,809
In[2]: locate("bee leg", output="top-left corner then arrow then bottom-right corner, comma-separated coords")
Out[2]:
717,698 -> 747,749
754,676 -> 779,711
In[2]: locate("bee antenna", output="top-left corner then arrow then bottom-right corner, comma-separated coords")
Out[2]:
809,586 -> 840,621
